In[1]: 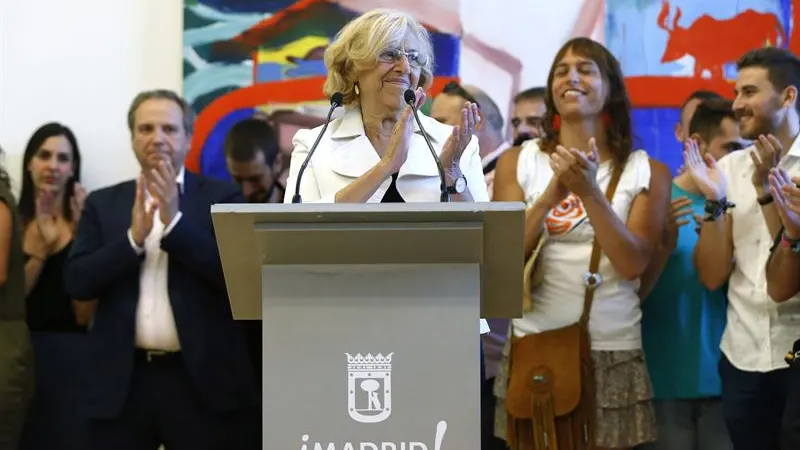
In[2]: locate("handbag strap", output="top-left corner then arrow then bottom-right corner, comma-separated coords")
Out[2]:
578,165 -> 623,328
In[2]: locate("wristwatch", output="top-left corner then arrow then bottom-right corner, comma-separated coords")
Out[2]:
758,193 -> 774,206
446,175 -> 467,194
780,230 -> 800,253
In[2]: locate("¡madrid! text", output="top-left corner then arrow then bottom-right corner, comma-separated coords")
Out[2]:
300,420 -> 447,450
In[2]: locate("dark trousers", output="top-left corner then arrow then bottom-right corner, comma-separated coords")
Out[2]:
242,320 -> 262,392
782,340 -> 800,449
719,355 -> 789,450
88,351 -> 259,450
20,332 -> 90,450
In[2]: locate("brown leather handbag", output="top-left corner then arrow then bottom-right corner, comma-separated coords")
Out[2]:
505,168 -> 622,450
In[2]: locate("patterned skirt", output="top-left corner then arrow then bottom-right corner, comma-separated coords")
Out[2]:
495,338 -> 657,448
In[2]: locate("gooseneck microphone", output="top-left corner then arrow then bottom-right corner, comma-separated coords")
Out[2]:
292,92 -> 344,203
404,89 -> 449,203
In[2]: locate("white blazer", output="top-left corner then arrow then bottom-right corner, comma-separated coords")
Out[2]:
284,106 -> 491,334
284,106 -> 490,204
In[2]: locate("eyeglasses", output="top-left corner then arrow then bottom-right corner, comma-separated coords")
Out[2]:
378,48 -> 429,68
442,81 -> 480,108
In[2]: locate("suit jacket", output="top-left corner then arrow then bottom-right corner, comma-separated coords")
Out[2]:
284,106 -> 490,203
64,171 -> 256,418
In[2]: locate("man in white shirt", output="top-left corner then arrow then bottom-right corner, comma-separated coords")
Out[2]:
65,90 -> 258,449
764,161 -> 800,448
689,47 -> 800,450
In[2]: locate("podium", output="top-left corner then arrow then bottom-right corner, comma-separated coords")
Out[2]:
211,202 -> 525,450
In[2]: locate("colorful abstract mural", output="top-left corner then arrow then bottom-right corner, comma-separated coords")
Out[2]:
183,0 -> 462,182
183,0 -> 800,181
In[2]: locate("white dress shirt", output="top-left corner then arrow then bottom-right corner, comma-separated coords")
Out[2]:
715,138 -> 800,372
285,107 -> 491,334
127,167 -> 185,351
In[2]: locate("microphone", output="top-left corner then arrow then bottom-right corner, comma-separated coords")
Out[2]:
404,89 -> 449,203
292,92 -> 344,203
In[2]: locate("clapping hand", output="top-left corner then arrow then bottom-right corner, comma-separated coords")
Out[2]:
751,135 -> 782,195
768,167 -> 800,239
383,87 -> 426,173
684,138 -> 727,201
146,159 -> 180,226
439,101 -> 480,170
130,174 -> 156,247
549,138 -> 600,198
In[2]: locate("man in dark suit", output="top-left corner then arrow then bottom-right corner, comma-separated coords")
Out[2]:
64,89 -> 258,450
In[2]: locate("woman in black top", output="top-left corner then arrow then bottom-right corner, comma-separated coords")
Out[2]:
17,123 -> 90,450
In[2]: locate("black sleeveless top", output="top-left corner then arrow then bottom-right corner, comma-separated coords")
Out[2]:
25,243 -> 86,333
381,173 -> 405,203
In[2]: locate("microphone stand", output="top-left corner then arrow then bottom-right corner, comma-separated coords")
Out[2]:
404,90 -> 449,203
292,94 -> 343,203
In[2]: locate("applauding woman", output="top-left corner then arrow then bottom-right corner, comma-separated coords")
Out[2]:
284,10 -> 490,329
17,123 -> 91,450
286,9 -> 486,205
0,144 -> 34,449
493,37 -> 671,449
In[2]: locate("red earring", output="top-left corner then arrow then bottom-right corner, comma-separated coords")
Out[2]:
602,111 -> 611,126
552,114 -> 561,131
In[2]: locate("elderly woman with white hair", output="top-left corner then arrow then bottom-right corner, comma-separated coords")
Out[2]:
283,5 -> 492,362
285,8 -> 486,204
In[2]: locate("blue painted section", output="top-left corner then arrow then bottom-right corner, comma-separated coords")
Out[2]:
430,32 -> 459,76
632,107 -> 683,173
255,63 -> 284,83
780,0 -> 793,41
285,59 -> 327,78
200,107 -> 258,181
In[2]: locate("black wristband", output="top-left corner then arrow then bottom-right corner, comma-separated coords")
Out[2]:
704,197 -> 735,222
758,193 -> 774,206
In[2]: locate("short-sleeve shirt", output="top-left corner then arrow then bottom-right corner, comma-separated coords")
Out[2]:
714,141 -> 800,372
511,140 -> 652,351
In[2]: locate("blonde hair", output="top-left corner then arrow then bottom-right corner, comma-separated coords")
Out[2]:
323,9 -> 435,106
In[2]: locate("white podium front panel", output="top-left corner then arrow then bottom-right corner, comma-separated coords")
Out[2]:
261,263 -> 481,450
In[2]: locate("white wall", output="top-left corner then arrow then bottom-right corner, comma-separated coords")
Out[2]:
0,0 -> 184,194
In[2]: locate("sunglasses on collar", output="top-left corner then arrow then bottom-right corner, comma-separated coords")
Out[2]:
442,81 -> 481,108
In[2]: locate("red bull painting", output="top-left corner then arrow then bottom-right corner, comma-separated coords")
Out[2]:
607,0 -> 798,107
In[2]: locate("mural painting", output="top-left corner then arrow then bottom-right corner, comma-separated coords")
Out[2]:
183,0 -> 800,181
182,0 -> 462,182
607,0 -> 798,169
